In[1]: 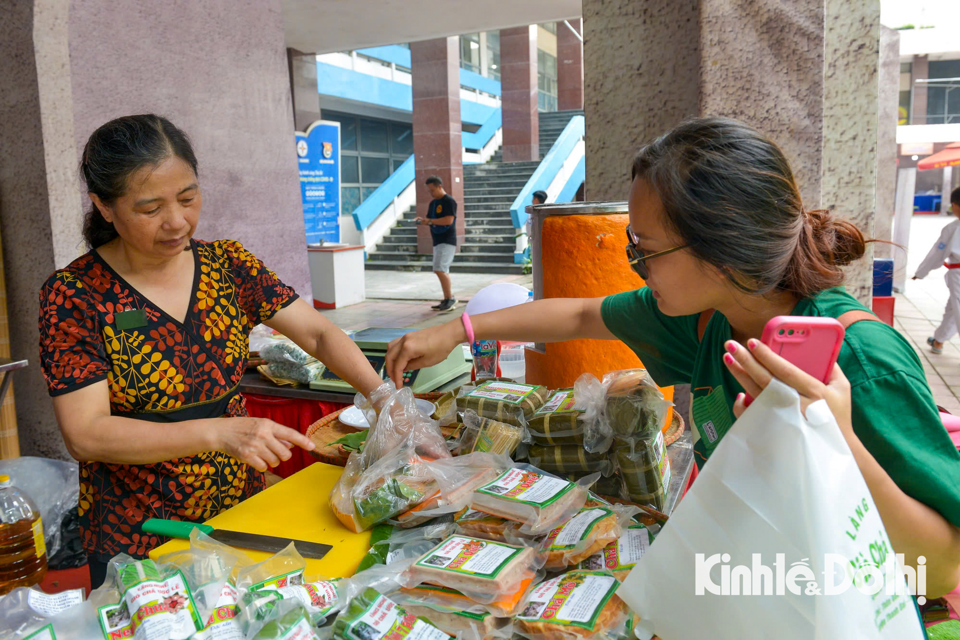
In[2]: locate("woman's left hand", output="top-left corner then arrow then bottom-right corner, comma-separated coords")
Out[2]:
723,339 -> 855,441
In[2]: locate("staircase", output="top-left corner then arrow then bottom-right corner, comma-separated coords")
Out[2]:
366,109 -> 584,274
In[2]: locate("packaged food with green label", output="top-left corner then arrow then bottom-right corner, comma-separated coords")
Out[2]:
451,410 -> 524,457
526,389 -> 591,448
540,502 -> 638,571
577,523 -> 656,581
392,596 -> 513,639
514,571 -> 633,640
456,381 -> 549,428
332,588 -> 452,640
402,535 -> 542,609
453,508 -> 518,543
470,465 -> 595,535
236,544 -> 307,595
247,598 -> 320,640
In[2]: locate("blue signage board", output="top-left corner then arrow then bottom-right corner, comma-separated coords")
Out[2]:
296,120 -> 341,244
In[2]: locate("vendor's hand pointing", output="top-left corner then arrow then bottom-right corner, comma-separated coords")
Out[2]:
385,320 -> 466,389
219,417 -> 315,473
723,339 -> 854,440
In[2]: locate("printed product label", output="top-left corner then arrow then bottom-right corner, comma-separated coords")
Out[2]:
28,587 -> 84,617
272,580 -> 341,618
192,582 -> 241,640
653,430 -> 671,489
545,508 -> 612,550
98,570 -> 202,640
250,569 -> 305,592
535,390 -> 579,415
477,468 -> 574,507
415,536 -> 521,578
33,518 -> 46,558
581,525 -> 651,572
471,341 -> 499,379
345,594 -> 450,640
517,572 -> 618,630
466,382 -> 535,405
24,625 -> 56,640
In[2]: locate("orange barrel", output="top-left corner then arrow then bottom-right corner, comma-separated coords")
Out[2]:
523,202 -> 673,403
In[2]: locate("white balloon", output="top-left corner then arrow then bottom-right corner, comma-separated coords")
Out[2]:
465,283 -> 531,315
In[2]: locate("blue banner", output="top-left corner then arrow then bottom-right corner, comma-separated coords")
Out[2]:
296,121 -> 341,244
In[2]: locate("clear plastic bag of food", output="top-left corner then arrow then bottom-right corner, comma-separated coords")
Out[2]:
243,597 -> 320,640
469,464 -> 597,535
601,370 -> 672,441
371,522 -> 457,566
613,433 -> 671,511
356,383 -> 451,465
540,503 -> 639,571
526,445 -> 615,479
526,389 -> 594,449
331,587 -> 454,640
236,544 -> 307,594
400,535 -> 543,612
260,340 -> 310,366
391,591 -> 514,640
576,522 -> 658,581
331,449 -> 439,534
452,508 -> 520,543
514,570 -> 634,640
450,411 -> 524,457
102,555 -> 204,640
0,586 -> 86,638
455,381 -> 549,428
394,453 -> 510,528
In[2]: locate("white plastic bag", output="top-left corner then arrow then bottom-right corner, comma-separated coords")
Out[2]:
618,379 -> 924,640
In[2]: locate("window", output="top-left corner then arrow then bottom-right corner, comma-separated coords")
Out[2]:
485,32 -> 500,81
538,50 -> 558,112
899,62 -> 912,125
460,33 -> 481,74
927,59 -> 960,125
322,112 -> 414,216
540,22 -> 557,34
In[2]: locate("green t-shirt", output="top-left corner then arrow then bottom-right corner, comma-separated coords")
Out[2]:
602,286 -> 960,529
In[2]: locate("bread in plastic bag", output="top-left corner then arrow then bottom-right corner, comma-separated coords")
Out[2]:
469,465 -> 596,535
394,453 -> 509,528
577,523 -> 657,581
331,587 -> 453,640
401,535 -> 543,610
540,503 -> 638,571
526,389 -> 590,448
455,381 -> 549,428
514,570 -> 633,640
450,411 -> 523,457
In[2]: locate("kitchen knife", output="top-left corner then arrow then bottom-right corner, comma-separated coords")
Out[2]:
142,518 -> 332,560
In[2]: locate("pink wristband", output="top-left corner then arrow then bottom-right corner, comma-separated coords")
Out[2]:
461,312 -> 475,345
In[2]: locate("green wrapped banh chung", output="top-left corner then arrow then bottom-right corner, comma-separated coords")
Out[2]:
528,444 -> 613,478
456,380 -> 549,427
526,389 -> 587,446
602,370 -> 672,440
615,432 -> 672,511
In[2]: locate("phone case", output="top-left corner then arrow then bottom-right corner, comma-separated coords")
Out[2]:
760,316 -> 845,384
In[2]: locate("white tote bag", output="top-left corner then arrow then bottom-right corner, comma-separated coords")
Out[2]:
618,379 -> 925,640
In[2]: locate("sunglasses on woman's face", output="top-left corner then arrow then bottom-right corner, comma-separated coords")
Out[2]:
625,225 -> 688,280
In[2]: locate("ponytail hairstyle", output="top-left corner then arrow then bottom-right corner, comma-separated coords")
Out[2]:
631,117 -> 866,299
80,115 -> 198,249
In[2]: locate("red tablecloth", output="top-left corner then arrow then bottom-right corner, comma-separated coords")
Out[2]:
243,393 -> 349,478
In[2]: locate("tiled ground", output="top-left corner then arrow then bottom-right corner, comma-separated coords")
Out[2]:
323,214 -> 960,410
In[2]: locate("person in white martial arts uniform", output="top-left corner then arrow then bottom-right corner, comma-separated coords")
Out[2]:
914,187 -> 960,354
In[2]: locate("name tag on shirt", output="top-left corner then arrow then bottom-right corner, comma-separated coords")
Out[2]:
115,309 -> 147,330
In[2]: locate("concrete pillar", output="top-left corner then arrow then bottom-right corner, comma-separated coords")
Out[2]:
874,26 -> 901,257
410,37 -> 464,255
583,0 -> 880,305
893,168 -> 917,292
288,48 -> 322,131
912,55 -> 928,125
500,25 -> 540,162
583,0 -> 699,201
556,19 -> 584,112
820,0 -> 880,304
0,0 -> 309,458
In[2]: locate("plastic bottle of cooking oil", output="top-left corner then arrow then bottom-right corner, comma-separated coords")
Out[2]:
0,474 -> 47,594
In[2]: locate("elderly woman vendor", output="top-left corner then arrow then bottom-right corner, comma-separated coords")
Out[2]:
38,115 -> 385,586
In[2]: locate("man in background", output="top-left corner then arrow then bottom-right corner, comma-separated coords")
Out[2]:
416,175 -> 458,311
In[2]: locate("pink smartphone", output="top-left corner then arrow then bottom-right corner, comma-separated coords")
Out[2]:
742,316 -> 845,405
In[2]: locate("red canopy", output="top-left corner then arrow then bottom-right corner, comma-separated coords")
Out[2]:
918,142 -> 960,171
